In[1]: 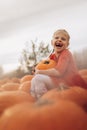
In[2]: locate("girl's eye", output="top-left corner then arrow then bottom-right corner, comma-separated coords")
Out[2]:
54,36 -> 66,41
61,37 -> 66,41
55,37 -> 59,39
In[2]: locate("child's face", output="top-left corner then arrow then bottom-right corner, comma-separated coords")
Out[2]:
51,31 -> 69,53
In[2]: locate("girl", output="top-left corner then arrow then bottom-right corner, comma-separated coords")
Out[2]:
30,29 -> 87,99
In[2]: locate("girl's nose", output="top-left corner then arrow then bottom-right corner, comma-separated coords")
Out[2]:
58,39 -> 62,42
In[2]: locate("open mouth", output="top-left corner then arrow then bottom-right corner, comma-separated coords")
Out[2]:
55,43 -> 63,47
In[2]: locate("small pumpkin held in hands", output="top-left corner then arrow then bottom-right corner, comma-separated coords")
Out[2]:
35,59 -> 56,70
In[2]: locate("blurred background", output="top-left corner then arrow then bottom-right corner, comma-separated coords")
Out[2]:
0,0 -> 87,77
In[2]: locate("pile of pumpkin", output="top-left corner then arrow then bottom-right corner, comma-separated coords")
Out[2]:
0,59 -> 87,130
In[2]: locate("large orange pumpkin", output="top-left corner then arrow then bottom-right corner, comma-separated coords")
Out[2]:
0,91 -> 35,115
0,80 -> 6,87
35,59 -> 56,70
1,83 -> 20,91
19,81 -> 31,93
10,77 -> 20,83
20,75 -> 34,83
41,86 -> 87,111
0,99 -> 87,130
0,78 -> 10,87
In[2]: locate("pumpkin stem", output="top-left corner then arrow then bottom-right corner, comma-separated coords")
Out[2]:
57,83 -> 69,91
35,99 -> 53,107
44,60 -> 50,64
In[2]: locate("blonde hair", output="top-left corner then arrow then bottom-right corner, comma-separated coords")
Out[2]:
53,29 -> 70,41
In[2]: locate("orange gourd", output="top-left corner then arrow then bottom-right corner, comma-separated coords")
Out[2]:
0,90 -> 35,116
19,81 -> 31,93
0,99 -> 87,130
20,75 -> 34,83
10,77 -> 20,83
35,59 -> 56,70
0,78 -> 10,87
1,83 -> 20,91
